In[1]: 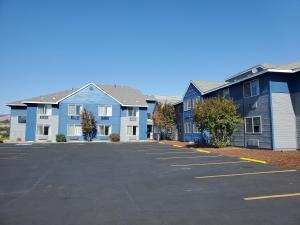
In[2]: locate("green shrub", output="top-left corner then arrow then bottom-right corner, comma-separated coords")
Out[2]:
56,134 -> 66,142
110,133 -> 120,142
0,135 -> 4,143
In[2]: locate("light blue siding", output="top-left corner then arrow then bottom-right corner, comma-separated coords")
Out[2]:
11,106 -> 27,117
139,107 -> 147,140
58,84 -> 121,141
25,105 -> 37,141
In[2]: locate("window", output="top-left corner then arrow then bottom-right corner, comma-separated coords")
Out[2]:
193,123 -> 200,133
98,125 -> 112,136
127,125 -> 138,136
37,125 -> 50,136
67,124 -> 82,136
128,107 -> 138,117
245,116 -> 261,134
37,105 -> 52,115
98,105 -> 112,116
243,79 -> 259,98
18,116 -> 26,124
192,97 -> 201,109
184,123 -> 192,133
184,100 -> 192,111
68,104 -> 82,116
147,113 -> 152,119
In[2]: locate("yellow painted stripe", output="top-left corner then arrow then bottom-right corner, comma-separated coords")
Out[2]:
147,152 -> 198,155
244,193 -> 300,201
171,161 -> 250,167
156,155 -> 222,160
194,170 -> 297,179
195,149 -> 210,153
240,157 -> 267,164
158,141 -> 164,144
173,145 -> 183,148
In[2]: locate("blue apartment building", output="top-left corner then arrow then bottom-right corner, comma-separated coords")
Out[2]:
177,61 -> 300,150
7,83 -> 158,142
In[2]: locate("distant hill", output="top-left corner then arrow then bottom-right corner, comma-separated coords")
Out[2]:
0,114 -> 10,124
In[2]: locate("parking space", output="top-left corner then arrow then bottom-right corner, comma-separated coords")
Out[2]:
0,142 -> 299,225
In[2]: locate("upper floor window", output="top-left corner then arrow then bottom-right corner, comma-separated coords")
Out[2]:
245,116 -> 261,134
68,104 -> 83,116
243,79 -> 259,98
192,96 -> 201,108
184,100 -> 192,111
18,116 -> 26,124
37,104 -> 52,115
128,107 -> 138,117
98,105 -> 112,116
147,113 -> 152,119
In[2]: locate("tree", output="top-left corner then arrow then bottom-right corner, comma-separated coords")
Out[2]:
152,102 -> 176,140
81,109 -> 97,141
193,97 -> 242,148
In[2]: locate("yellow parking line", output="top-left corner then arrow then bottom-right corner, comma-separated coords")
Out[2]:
158,142 -> 164,144
147,152 -> 198,155
171,161 -> 250,167
156,155 -> 222,160
244,193 -> 300,201
173,145 -> 183,148
240,157 -> 267,164
194,170 -> 297,179
195,149 -> 210,153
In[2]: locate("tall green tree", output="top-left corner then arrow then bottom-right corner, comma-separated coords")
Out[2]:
152,102 -> 176,140
81,109 -> 97,142
194,97 -> 242,147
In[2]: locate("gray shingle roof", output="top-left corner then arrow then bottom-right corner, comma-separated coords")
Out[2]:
191,80 -> 227,93
7,83 -> 148,107
151,95 -> 182,104
276,60 -> 300,70
96,84 -> 148,107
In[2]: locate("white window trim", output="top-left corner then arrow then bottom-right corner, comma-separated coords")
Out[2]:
243,79 -> 260,98
127,125 -> 138,136
127,107 -> 139,117
68,104 -> 83,116
98,105 -> 112,117
98,124 -> 112,136
67,124 -> 82,136
36,124 -> 51,136
244,116 -> 262,134
37,104 -> 52,116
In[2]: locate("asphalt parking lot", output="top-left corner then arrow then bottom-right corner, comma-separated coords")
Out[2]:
0,143 -> 299,225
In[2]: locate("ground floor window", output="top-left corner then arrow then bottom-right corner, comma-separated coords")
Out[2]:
67,124 -> 82,136
127,125 -> 138,136
184,123 -> 192,133
98,125 -> 112,136
37,124 -> 50,136
245,116 -> 261,134
193,123 -> 200,133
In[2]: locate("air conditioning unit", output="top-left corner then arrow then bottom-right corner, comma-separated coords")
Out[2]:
247,139 -> 259,148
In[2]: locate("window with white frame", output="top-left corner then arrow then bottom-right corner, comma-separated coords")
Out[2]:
184,122 -> 192,133
37,104 -> 52,115
192,97 -> 201,109
128,107 -> 138,117
98,125 -> 112,136
37,124 -> 50,136
98,105 -> 112,116
243,79 -> 259,98
68,104 -> 83,116
67,124 -> 82,136
245,116 -> 261,134
193,123 -> 200,133
127,125 -> 138,136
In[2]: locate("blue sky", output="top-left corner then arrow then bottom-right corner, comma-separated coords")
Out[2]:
0,0 -> 299,114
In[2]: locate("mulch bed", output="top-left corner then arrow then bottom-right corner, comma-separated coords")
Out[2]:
159,140 -> 300,170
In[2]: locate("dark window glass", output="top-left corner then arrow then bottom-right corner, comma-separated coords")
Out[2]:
244,82 -> 251,98
253,117 -> 261,133
245,118 -> 253,133
18,116 -> 26,124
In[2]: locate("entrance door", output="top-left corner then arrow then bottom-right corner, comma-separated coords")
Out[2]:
147,125 -> 153,139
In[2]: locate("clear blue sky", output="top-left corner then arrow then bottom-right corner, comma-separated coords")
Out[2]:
1,0 -> 299,114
